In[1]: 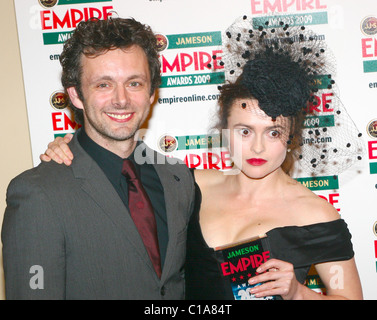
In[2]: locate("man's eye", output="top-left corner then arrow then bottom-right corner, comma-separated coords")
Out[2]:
129,81 -> 140,87
98,83 -> 109,88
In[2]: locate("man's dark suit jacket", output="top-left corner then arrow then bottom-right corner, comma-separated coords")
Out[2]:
2,133 -> 195,299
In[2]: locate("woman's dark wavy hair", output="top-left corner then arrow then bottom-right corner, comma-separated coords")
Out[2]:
60,17 -> 161,124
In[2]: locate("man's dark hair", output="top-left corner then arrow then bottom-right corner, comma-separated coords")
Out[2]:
60,17 -> 161,124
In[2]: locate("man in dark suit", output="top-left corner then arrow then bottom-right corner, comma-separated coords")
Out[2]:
2,17 -> 195,299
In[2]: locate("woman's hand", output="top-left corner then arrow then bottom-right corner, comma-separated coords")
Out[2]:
39,133 -> 74,166
248,258 -> 303,300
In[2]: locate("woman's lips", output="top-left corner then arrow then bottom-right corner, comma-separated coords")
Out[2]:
246,158 -> 267,166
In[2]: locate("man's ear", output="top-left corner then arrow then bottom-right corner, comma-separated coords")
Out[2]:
149,89 -> 156,105
67,87 -> 84,110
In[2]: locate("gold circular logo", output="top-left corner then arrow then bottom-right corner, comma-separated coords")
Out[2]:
156,34 -> 168,52
158,135 -> 177,153
373,221 -> 377,237
361,16 -> 377,36
50,91 -> 68,110
367,119 -> 377,138
38,0 -> 58,9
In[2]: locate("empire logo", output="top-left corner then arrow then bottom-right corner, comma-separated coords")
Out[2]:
41,6 -> 113,31
159,49 -> 224,88
156,31 -> 225,88
250,0 -> 328,30
39,0 -> 113,45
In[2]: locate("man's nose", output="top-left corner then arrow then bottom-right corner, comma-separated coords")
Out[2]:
112,85 -> 129,107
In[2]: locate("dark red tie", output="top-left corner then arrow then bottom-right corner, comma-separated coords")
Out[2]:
122,159 -> 162,278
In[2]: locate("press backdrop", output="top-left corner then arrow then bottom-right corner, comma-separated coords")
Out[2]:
10,0 -> 377,299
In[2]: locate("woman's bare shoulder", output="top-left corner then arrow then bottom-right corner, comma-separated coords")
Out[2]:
291,182 -> 340,225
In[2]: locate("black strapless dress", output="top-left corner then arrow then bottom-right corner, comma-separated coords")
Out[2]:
185,185 -> 354,300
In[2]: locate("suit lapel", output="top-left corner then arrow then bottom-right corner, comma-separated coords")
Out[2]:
68,134 -> 155,274
148,146 -> 187,281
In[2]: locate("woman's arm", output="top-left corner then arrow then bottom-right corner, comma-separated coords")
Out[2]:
40,133 -> 74,165
313,258 -> 363,300
248,257 -> 363,300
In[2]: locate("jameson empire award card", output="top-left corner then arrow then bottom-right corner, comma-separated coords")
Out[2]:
215,235 -> 275,300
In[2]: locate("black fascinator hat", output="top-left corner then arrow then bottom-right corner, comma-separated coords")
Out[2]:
240,49 -> 314,118
217,15 -> 364,177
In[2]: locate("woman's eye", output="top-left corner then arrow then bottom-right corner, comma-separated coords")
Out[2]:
239,128 -> 251,136
269,130 -> 280,138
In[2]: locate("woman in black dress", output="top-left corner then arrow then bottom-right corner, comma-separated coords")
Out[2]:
185,16 -> 363,300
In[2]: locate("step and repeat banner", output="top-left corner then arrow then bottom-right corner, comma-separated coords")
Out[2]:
13,0 -> 377,299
